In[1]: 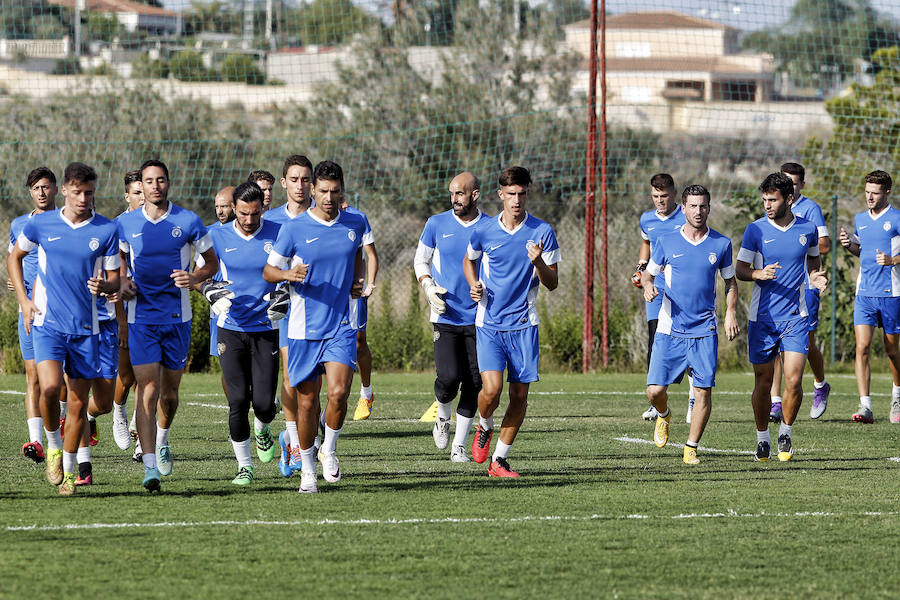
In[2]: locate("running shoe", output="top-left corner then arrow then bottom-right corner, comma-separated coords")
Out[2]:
683,446 -> 700,465
157,444 -> 173,476
59,472 -> 76,496
255,426 -> 276,463
810,383 -> 830,420
89,419 -> 98,447
320,452 -> 341,483
450,444 -> 470,463
59,417 -> 66,438
45,448 -> 63,485
755,440 -> 770,462
22,441 -> 45,464
891,398 -> 900,424
352,395 -> 374,421
132,438 -> 143,463
686,397 -> 694,424
471,424 -> 493,464
278,430 -> 293,477
777,433 -> 793,461
289,446 -> 303,473
769,401 -> 783,423
433,417 -> 451,450
75,462 -> 92,486
654,411 -> 670,448
143,467 -> 160,492
232,465 -> 254,486
488,457 -> 519,478
298,470 -> 317,493
113,408 -> 131,450
851,405 -> 874,424
642,405 -> 659,421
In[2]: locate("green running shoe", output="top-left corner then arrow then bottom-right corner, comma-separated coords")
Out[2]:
232,465 -> 254,486
255,426 -> 276,463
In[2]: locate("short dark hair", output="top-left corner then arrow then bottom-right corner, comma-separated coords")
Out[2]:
233,181 -> 264,206
282,155 -> 312,179
650,173 -> 675,190
124,170 -> 142,189
866,170 -> 893,191
498,166 -> 532,188
26,166 -> 56,188
759,172 -> 794,201
780,162 -> 805,183
248,169 -> 275,185
313,160 -> 344,189
63,162 -> 97,185
681,184 -> 710,204
140,159 -> 169,180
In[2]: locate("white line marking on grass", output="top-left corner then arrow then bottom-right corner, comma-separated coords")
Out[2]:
9,509 -> 900,532
186,402 -> 228,410
614,436 -> 829,455
888,457 -> 900,463
0,389 -> 25,396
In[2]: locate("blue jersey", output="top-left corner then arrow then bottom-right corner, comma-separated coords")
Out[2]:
791,195 -> 828,291
647,227 -> 734,337
17,209 -> 120,335
9,212 -> 41,299
343,205 -> 375,330
640,206 -> 686,315
738,216 -> 819,322
466,213 -> 560,330
264,203 -> 305,226
209,220 -> 280,332
197,221 -> 229,282
267,209 -> 366,340
851,206 -> 900,297
415,209 -> 486,326
117,203 -> 212,325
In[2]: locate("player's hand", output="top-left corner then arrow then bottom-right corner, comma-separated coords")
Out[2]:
527,240 -> 545,265
199,280 -> 234,316
422,277 -> 448,314
470,281 -> 483,302
809,270 -> 828,292
632,261 -> 647,288
724,311 -> 740,341
263,288 -> 290,322
350,278 -> 365,299
6,279 -> 13,292
104,290 -> 121,304
643,282 -> 658,303
21,299 -> 40,335
876,250 -> 894,266
756,262 -> 781,280
87,267 -> 105,296
285,262 -> 308,283
839,227 -> 852,248
119,278 -> 137,301
361,282 -> 376,298
170,269 -> 193,289
118,324 -> 128,349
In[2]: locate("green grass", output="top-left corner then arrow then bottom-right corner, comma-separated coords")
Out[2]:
2,371 -> 900,598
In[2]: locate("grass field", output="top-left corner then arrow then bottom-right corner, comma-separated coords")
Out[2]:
2,370 -> 900,598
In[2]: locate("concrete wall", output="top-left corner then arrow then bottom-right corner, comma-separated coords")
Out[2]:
565,28 -> 730,59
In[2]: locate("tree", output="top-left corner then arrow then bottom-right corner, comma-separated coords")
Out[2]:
282,0 -> 373,46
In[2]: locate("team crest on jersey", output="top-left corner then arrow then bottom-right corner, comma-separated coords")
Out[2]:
89,237 -> 100,251
708,252 -> 716,264
348,230 -> 356,242
799,235 -> 807,246
884,221 -> 892,232
264,241 -> 274,254
172,226 -> 183,238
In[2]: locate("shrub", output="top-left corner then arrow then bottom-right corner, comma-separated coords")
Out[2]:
220,54 -> 266,85
169,50 -> 216,82
187,291 -> 211,372
368,274 -> 432,371
131,53 -> 170,79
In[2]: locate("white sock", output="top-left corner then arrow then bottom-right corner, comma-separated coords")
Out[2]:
27,417 -> 43,443
87,413 -> 96,423
687,374 -> 695,400
142,452 -> 157,469
156,426 -> 169,447
658,408 -> 670,418
253,416 -> 268,433
771,396 -> 782,405
814,379 -> 827,389
360,385 -> 373,400
115,403 -> 127,419
861,396 -> 872,410
286,421 -> 300,448
76,446 -> 91,464
63,451 -> 76,474
492,440 -> 512,461
453,414 -> 475,447
129,411 -> 137,428
323,425 -> 341,454
437,401 -> 452,421
59,401 -> 67,417
300,446 -> 316,473
232,438 -> 253,468
778,423 -> 793,438
893,385 -> 900,399
313,435 -> 321,453
757,429 -> 770,444
45,427 -> 62,450
479,415 -> 494,431
319,409 -> 326,430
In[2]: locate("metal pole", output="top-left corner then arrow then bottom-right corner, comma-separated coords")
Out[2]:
582,0 -> 598,373
831,194 -> 837,363
600,0 -> 609,367
74,0 -> 83,58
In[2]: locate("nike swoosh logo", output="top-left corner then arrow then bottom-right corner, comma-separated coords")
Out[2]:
306,238 -> 318,243
763,239 -> 775,243
859,225 -> 868,230
489,244 -> 502,251
672,253 -> 684,258
442,233 -> 454,238
225,248 -> 237,252
132,232 -> 142,238
647,227 -> 655,230
271,350 -> 278,356
47,236 -> 61,242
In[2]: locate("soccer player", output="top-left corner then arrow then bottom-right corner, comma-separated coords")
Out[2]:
8,162 -> 121,495
736,173 -> 826,462
264,160 -> 367,493
9,167 -> 58,464
413,171 -> 486,461
463,166 -> 559,478
633,174 -> 692,422
768,162 -> 832,422
118,159 -> 218,492
248,169 -> 276,212
642,185 -> 739,464
214,186 -> 235,225
838,170 -> 900,424
200,182 -> 280,485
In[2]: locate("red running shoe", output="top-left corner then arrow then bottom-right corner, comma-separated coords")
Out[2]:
488,457 -> 520,478
471,424 -> 493,464
22,441 -> 45,463
75,463 -> 93,486
89,420 -> 99,446
59,417 -> 66,438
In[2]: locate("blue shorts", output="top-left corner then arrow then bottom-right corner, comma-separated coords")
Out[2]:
278,317 -> 289,349
17,312 -> 34,362
854,296 -> 900,334
645,294 -> 661,322
286,326 -> 357,386
647,333 -> 717,388
349,297 -> 368,331
476,326 -> 539,384
747,317 -> 809,365
209,317 -> 219,357
98,319 -> 119,379
806,289 -> 821,331
33,325 -> 100,380
129,321 -> 192,370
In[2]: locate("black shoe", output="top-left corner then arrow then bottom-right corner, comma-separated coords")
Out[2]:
755,441 -> 770,462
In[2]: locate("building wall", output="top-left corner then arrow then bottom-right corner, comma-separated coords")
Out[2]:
565,28 -> 729,58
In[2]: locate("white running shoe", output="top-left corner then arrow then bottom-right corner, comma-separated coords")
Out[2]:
642,405 -> 659,421
450,444 -> 470,463
433,418 -> 451,449
157,444 -> 173,476
320,451 -> 341,483
298,470 -> 318,493
132,438 -> 143,463
112,409 -> 131,450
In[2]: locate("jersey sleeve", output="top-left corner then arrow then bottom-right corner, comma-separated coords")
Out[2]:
267,224 -> 293,269
719,239 -> 735,279
103,228 -> 122,271
809,203 -> 828,239
190,216 -> 213,254
639,214 -> 649,241
360,213 -> 374,246
540,225 -> 560,265
8,221 -> 16,254
17,220 -> 38,253
851,216 -> 860,245
466,225 -> 483,260
413,217 -> 436,280
646,235 -> 665,276
736,224 -> 759,265
806,225 -> 820,257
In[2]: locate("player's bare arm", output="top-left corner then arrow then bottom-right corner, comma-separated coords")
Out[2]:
263,261 -> 308,284
633,239 -> 650,287
463,256 -> 482,301
362,243 -> 378,297
806,254 -> 828,293
87,267 -> 121,296
736,260 -> 781,281
839,226 -> 860,256
172,248 -> 218,289
640,270 -> 658,303
351,247 -> 365,299
723,276 -> 740,341
7,245 -> 40,333
528,240 -> 558,291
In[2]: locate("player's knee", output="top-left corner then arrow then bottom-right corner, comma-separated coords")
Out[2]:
435,374 -> 461,399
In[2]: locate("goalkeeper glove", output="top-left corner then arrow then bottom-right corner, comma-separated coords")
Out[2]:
421,277 -> 448,315
264,288 -> 290,322
632,261 -> 648,288
199,280 -> 234,316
